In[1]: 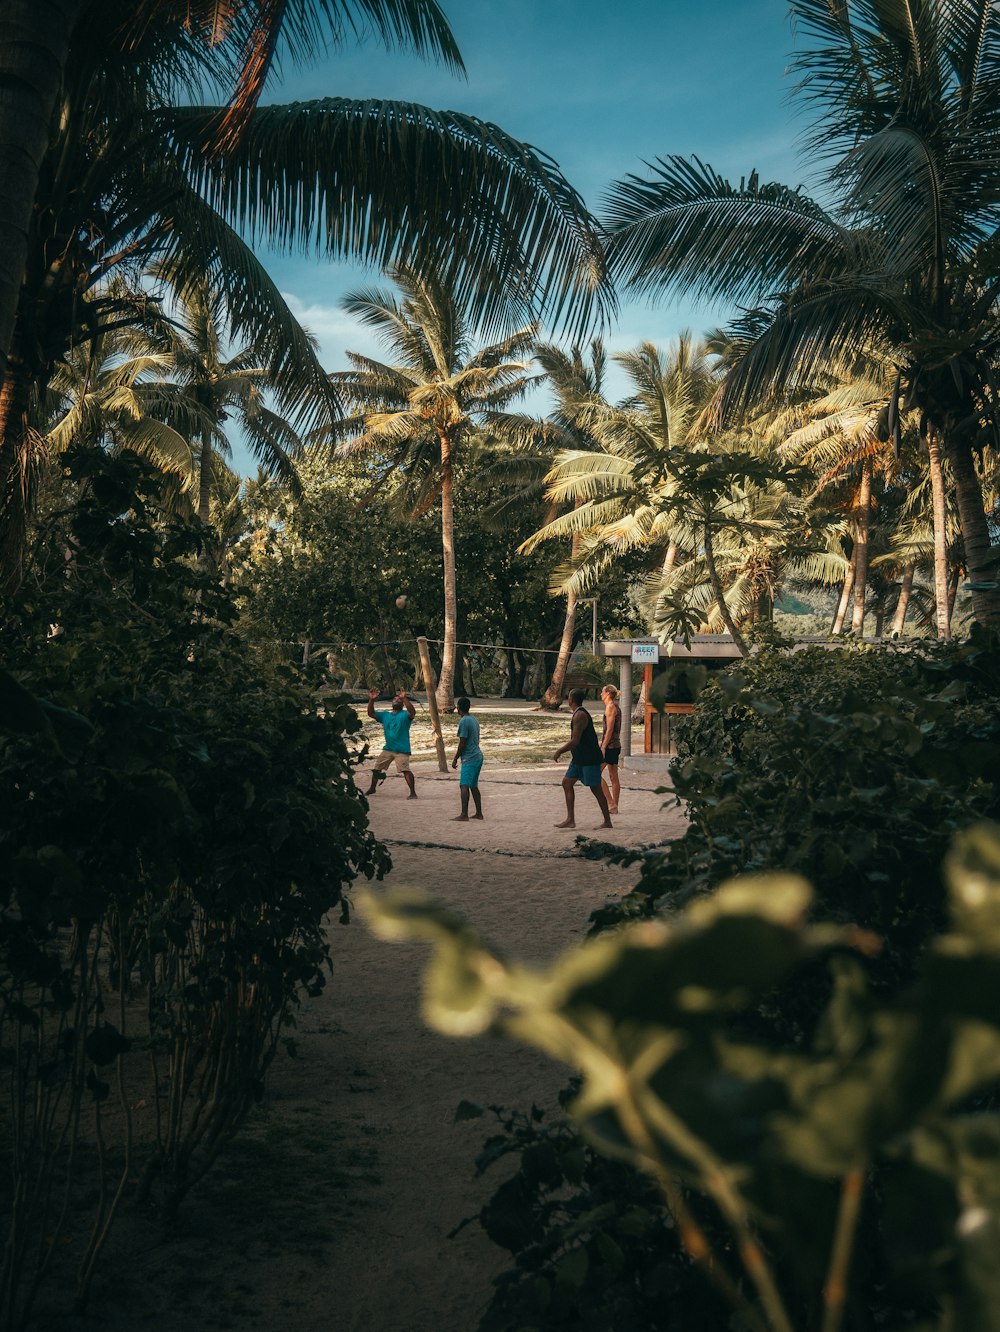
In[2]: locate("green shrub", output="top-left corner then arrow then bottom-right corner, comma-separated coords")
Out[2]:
597,637 -> 1000,985
0,449 -> 388,1326
369,826 -> 1000,1332
423,638 -> 1000,1330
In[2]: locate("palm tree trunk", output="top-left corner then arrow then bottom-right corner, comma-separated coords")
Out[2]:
197,434 -> 213,525
0,0 -> 83,392
926,428 -> 951,640
538,588 -> 577,708
0,346 -> 34,591
703,520 -> 747,656
947,567 -> 960,632
632,674 -> 647,724
851,460 -> 872,637
539,529 -> 582,710
454,641 -> 467,696
527,640 -> 549,698
832,546 -> 856,634
942,428 -> 1000,629
890,563 -> 915,637
653,539 -> 679,623
436,429 -> 458,713
497,579 -> 524,696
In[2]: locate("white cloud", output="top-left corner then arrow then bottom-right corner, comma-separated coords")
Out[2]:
279,290 -> 384,372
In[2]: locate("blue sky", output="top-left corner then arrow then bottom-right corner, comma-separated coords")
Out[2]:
238,1 -> 813,463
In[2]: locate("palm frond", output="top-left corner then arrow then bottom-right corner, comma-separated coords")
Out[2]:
604,155 -> 850,306
163,99 -> 613,339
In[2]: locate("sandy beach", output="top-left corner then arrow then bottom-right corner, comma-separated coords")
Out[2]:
54,760 -> 684,1332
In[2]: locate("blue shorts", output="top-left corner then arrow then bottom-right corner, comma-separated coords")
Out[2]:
565,762 -> 602,788
460,756 -> 483,787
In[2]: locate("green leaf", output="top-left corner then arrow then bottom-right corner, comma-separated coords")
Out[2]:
946,826 -> 1000,950
554,1244 -> 589,1291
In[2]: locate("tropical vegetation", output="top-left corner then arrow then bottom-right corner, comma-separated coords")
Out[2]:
603,0 -> 1000,627
3,0 -> 1000,1327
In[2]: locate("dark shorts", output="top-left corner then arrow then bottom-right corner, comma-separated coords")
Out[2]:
565,762 -> 603,788
603,747 -> 621,767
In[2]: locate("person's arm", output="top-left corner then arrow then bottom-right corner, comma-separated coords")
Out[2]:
399,690 -> 416,719
553,710 -> 587,761
451,735 -> 467,769
367,688 -> 379,720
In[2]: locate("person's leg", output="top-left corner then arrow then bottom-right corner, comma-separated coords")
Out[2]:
366,753 -> 390,794
454,784 -> 470,820
555,778 -> 577,828
466,760 -> 484,817
607,763 -> 620,812
590,780 -> 613,829
601,764 -> 615,813
404,770 -> 416,798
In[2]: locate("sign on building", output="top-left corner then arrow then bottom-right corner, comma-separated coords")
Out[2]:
630,641 -> 659,665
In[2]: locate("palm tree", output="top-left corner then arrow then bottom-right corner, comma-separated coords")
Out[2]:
486,341 -> 610,708
521,337 -> 727,636
604,0 -> 1000,629
773,366 -> 897,635
0,0 -> 463,393
146,266 -> 308,523
0,0 -> 610,589
331,265 -> 538,711
0,14 -> 338,587
44,324 -> 195,488
524,339 -> 832,655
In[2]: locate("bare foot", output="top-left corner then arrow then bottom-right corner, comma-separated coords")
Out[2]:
452,814 -> 469,821
407,793 -> 417,799
595,820 -> 613,830
609,806 -> 619,814
554,819 -> 575,828
472,813 -> 484,820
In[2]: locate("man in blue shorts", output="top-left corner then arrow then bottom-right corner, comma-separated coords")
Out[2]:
365,687 -> 417,798
552,687 -> 613,830
451,696 -> 484,819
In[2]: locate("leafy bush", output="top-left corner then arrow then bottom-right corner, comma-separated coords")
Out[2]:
367,826 -> 1000,1332
370,637 -> 1000,1331
597,637 -> 1000,986
0,450 -> 387,1326
454,1098 -> 727,1332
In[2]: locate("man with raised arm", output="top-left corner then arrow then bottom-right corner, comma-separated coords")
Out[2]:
365,687 -> 417,799
552,687 -> 613,830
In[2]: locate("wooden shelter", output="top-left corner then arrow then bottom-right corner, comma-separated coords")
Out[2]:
596,636 -> 742,760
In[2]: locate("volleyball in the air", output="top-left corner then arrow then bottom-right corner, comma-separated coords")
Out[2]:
395,595 -> 408,610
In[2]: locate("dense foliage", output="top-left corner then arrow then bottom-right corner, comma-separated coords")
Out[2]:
596,638 -> 1000,978
239,455 -> 645,696
452,1097 -> 728,1332
376,638 -> 1000,1331
0,450 -> 387,1326
370,825 -> 1000,1332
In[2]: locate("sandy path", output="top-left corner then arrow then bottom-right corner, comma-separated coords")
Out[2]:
61,763 -> 682,1332
283,764 -> 683,1332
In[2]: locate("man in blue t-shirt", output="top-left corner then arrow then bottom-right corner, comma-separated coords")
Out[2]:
450,696 -> 483,820
365,688 -> 417,798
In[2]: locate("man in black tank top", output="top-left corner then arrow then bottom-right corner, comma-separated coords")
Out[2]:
552,687 -> 613,830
